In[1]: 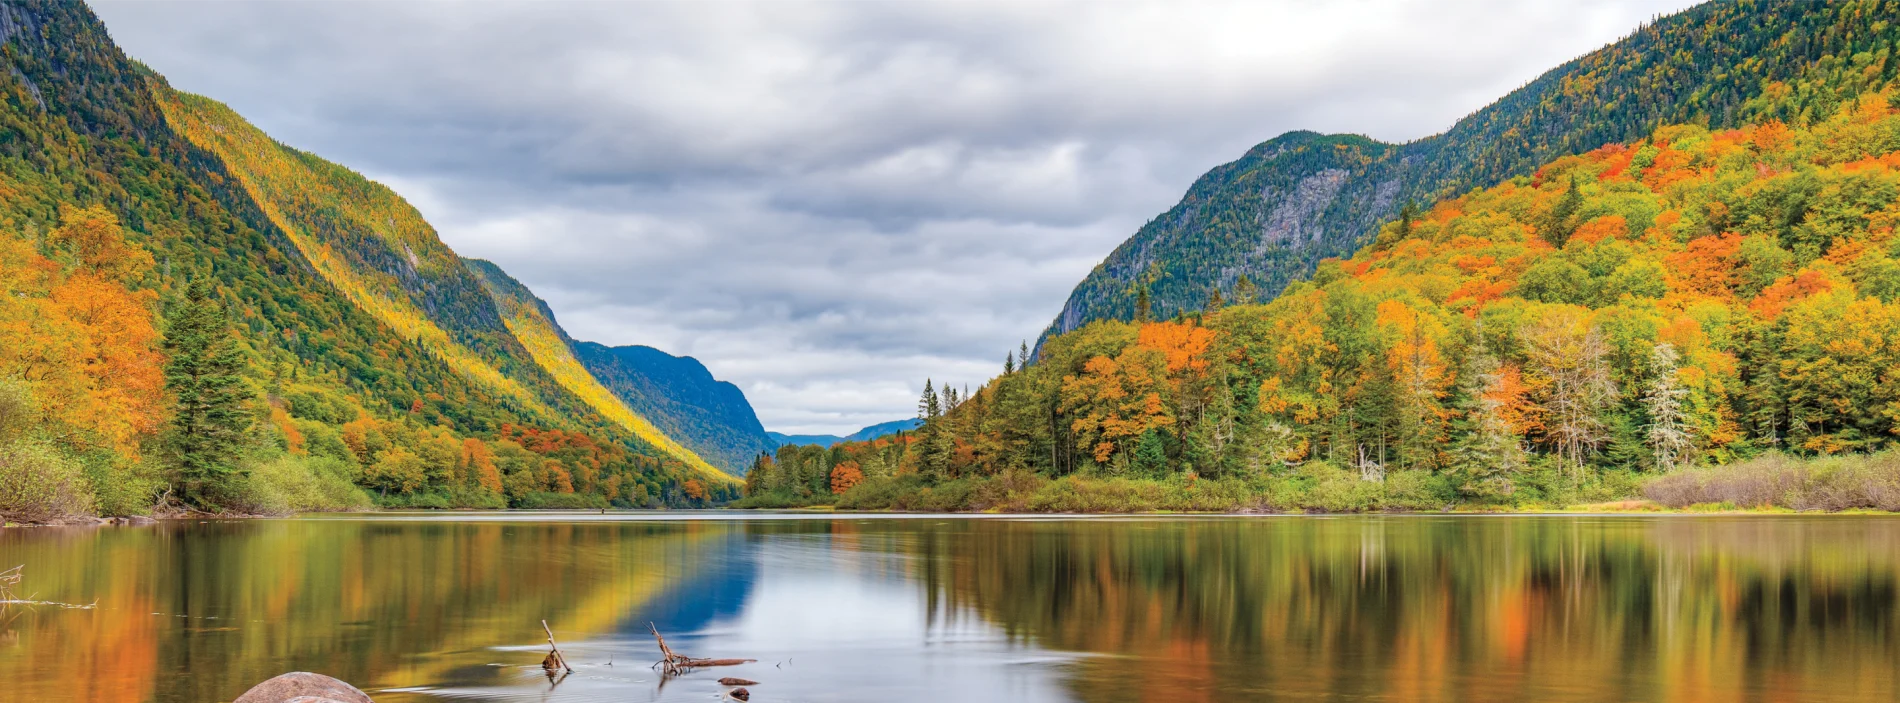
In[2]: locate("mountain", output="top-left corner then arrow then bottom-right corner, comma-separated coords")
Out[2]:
458,258 -> 774,475
751,95 -> 1900,504
570,343 -> 773,475
767,418 -> 923,448
1046,0 -> 1900,344
0,0 -> 733,516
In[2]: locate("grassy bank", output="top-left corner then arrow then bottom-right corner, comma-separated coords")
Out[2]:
733,452 -> 1900,514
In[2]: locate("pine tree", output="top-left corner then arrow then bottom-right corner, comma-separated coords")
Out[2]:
1542,176 -> 1585,247
1004,350 -> 1015,375
1643,343 -> 1695,471
1019,340 -> 1032,368
916,380 -> 951,481
1233,275 -> 1258,305
162,279 -> 253,508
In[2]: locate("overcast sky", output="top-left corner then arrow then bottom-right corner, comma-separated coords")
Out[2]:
92,0 -> 1700,434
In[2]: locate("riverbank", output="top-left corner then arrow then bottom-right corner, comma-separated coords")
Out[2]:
730,451 -> 1900,515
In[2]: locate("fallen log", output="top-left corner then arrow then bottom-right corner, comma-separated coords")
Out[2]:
719,677 -> 759,686
649,622 -> 755,676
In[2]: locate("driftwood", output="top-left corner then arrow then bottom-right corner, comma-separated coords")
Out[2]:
650,622 -> 757,676
541,620 -> 573,673
719,677 -> 759,686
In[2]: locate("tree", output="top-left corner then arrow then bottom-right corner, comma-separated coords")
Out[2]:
1450,352 -> 1529,498
1233,275 -> 1258,305
829,461 -> 864,494
1643,343 -> 1695,471
916,380 -> 952,481
161,279 -> 253,508
1541,175 -> 1584,247
1522,313 -> 1618,475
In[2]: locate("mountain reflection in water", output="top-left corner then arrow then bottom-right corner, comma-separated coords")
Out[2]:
2,514 -> 1895,702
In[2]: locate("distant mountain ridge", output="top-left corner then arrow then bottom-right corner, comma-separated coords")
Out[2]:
1046,0 -> 1900,344
461,258 -> 775,475
571,342 -> 775,474
767,418 -> 923,448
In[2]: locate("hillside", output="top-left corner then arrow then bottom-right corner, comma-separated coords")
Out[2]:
0,0 -> 732,519
745,96 -> 1900,509
1047,0 -> 1900,343
463,257 -> 774,474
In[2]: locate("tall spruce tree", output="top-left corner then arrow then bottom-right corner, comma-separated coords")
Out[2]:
162,279 -> 252,508
1643,343 -> 1695,471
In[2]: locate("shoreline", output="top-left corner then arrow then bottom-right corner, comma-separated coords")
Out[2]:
12,503 -> 1900,527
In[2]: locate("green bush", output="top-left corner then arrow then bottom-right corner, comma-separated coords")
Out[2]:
233,454 -> 373,514
0,442 -> 96,522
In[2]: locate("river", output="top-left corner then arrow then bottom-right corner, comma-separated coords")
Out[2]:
2,513 -> 1896,702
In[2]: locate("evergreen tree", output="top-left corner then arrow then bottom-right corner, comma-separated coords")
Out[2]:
1643,343 -> 1695,470
916,380 -> 951,481
1004,350 -> 1015,375
1233,275 -> 1258,305
161,279 -> 253,508
1134,428 -> 1168,478
1542,176 -> 1584,247
1019,340 -> 1032,368
1449,352 -> 1527,499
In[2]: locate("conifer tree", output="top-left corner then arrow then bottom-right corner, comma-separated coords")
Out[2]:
161,279 -> 253,508
1643,343 -> 1695,471
1450,352 -> 1528,498
1233,275 -> 1258,305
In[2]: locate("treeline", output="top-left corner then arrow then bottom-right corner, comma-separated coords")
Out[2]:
744,99 -> 1900,511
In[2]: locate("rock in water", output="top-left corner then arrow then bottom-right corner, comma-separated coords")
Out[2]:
233,672 -> 373,703
729,687 -> 751,701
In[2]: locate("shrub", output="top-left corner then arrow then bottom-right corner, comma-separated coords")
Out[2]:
1645,451 -> 1900,510
232,454 -> 373,514
0,442 -> 96,522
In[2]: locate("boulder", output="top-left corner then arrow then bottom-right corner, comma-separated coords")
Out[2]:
233,672 -> 372,703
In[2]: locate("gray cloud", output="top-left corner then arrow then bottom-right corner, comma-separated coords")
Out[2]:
92,0 -> 1699,434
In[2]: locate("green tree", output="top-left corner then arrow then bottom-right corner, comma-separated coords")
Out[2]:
161,279 -> 254,508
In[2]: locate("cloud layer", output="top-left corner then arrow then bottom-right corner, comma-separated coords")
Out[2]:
93,0 -> 1698,434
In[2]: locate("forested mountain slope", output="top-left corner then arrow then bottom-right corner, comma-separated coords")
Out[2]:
466,257 -> 772,475
571,342 -> 773,474
0,0 -> 732,518
752,101 -> 1900,509
1048,0 -> 1900,343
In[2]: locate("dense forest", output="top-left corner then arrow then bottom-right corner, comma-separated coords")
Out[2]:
0,1 -> 737,522
1048,0 -> 1900,347
743,101 -> 1900,511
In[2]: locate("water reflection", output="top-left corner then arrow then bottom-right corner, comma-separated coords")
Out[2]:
2,515 -> 1896,702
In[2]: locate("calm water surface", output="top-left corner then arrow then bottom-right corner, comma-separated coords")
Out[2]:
3,513 -> 1898,702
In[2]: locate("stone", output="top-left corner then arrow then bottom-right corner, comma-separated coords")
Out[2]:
233,672 -> 372,703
